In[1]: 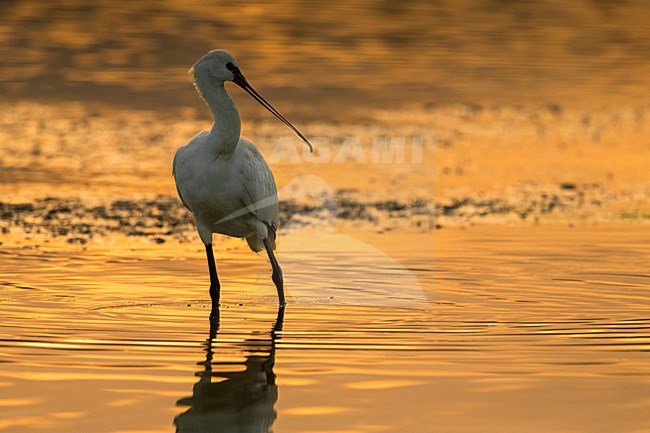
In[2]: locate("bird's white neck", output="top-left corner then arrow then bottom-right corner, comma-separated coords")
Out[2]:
195,76 -> 241,154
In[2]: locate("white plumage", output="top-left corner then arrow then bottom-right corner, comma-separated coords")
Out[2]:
172,49 -> 313,312
174,135 -> 278,252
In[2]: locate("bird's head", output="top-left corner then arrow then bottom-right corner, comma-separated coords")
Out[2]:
190,50 -> 239,83
191,50 -> 314,153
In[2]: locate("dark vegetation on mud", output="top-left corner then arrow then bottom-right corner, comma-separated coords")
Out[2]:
0,183 -> 614,244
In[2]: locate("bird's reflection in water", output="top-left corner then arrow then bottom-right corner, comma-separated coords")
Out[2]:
174,307 -> 284,433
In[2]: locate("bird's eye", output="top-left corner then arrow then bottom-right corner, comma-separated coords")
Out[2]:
225,62 -> 235,71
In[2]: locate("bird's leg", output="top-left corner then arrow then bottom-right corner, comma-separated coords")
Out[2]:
263,238 -> 285,306
263,305 -> 285,384
203,309 -> 220,378
273,305 -> 285,333
204,243 -> 220,315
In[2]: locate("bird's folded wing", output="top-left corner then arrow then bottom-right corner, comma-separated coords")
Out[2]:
239,143 -> 280,226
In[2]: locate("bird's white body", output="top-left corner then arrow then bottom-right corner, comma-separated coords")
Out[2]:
173,59 -> 278,252
174,133 -> 278,252
172,49 -> 312,308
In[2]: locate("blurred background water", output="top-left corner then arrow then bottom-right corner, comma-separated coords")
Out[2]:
1,0 -> 649,120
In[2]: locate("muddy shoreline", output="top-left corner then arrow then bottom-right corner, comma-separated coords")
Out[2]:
1,182 -> 646,246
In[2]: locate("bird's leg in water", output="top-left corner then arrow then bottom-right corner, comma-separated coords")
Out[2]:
263,239 -> 285,306
263,305 -> 284,384
204,243 -> 220,314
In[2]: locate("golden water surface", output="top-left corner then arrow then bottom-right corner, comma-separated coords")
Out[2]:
1,226 -> 648,432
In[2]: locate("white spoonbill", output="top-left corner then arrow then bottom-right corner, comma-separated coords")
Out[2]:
173,50 -> 313,312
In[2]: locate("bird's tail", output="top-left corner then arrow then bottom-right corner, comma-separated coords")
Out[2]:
245,222 -> 277,252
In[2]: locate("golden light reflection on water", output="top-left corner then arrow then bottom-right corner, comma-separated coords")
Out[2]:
0,226 -> 649,432
1,0 -> 649,115
0,398 -> 41,407
284,406 -> 351,415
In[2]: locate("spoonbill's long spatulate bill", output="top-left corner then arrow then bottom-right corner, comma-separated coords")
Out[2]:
227,62 -> 314,153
